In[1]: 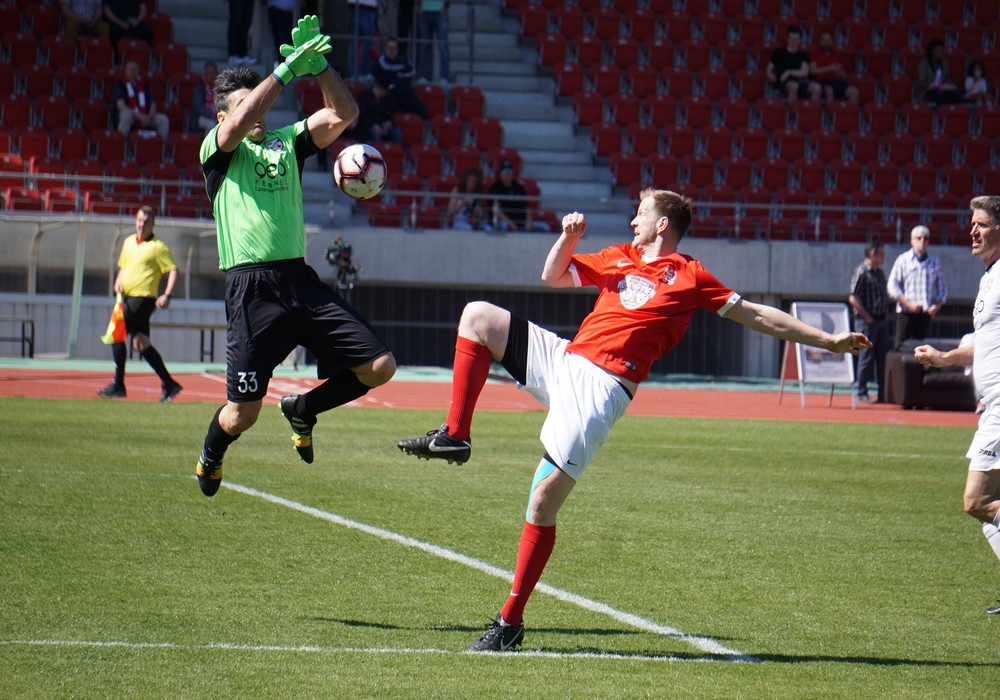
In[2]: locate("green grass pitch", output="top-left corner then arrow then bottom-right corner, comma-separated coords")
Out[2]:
1,396 -> 997,697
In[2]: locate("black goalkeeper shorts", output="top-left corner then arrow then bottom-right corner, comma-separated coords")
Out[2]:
223,258 -> 390,402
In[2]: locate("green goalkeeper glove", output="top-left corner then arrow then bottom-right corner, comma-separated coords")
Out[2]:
289,15 -> 322,50
279,15 -> 329,76
273,33 -> 331,85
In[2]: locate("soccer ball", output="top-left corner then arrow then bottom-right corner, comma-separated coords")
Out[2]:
334,143 -> 387,200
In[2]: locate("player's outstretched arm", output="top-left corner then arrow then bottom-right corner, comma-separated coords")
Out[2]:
724,298 -> 872,355
914,343 -> 973,368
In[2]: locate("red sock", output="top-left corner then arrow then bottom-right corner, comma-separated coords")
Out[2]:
500,522 -> 556,627
444,336 -> 492,441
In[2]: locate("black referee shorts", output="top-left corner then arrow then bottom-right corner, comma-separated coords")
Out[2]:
223,258 -> 390,402
123,296 -> 157,337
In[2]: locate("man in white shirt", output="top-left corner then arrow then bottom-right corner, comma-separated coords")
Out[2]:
887,224 -> 948,350
914,196 -> 1000,614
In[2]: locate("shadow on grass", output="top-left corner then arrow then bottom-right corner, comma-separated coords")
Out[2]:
311,618 -> 1000,667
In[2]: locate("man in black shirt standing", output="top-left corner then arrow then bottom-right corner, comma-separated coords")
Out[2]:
848,238 -> 890,403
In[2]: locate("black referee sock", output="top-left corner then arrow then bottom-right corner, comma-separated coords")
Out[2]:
139,346 -> 172,385
203,405 -> 240,463
111,342 -> 127,386
299,370 -> 370,418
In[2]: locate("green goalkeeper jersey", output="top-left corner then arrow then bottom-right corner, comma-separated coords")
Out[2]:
200,121 -> 319,270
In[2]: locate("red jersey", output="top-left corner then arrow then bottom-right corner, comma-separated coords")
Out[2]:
567,244 -> 739,383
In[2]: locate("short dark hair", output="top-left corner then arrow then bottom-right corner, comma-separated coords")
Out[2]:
971,196 -> 1000,227
864,237 -> 882,258
214,67 -> 264,113
137,205 -> 155,224
639,188 -> 693,240
786,25 -> 802,37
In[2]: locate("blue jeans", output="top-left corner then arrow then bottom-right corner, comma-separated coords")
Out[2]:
418,10 -> 449,81
854,317 -> 890,401
348,5 -> 377,77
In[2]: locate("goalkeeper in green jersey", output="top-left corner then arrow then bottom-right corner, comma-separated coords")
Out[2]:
196,16 -> 396,497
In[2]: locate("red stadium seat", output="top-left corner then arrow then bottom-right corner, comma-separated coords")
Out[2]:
609,151 -> 642,187
155,42 -> 189,76
701,125 -> 733,159
815,188 -> 849,220
661,65 -> 694,96
21,63 -> 55,99
413,83 -> 446,117
625,64 -> 658,99
903,161 -> 938,195
589,121 -> 623,157
718,155 -> 753,188
77,96 -> 111,131
609,35 -> 640,69
0,153 -> 26,191
957,133 -> 992,169
148,11 -> 174,44
2,32 -> 37,67
106,159 -> 143,194
145,160 -> 181,195
625,121 -> 660,154
850,189 -> 886,223
645,152 -> 678,184
553,5 -> 585,38
866,159 -> 902,192
554,61 -> 586,98
864,102 -> 898,135
3,187 -> 42,211
754,97 -> 788,131
42,34 -> 77,71
735,126 -> 769,161
44,187 -> 78,213
450,85 -> 485,120
900,102 -> 934,134
756,156 -> 791,190
389,172 -> 422,208
53,127 -> 91,162
93,128 -> 127,161
37,95 -> 71,132
662,124 -> 696,156
572,90 -> 605,127
468,116 -> 503,151
15,127 -> 50,162
118,38 -> 153,70
682,153 -> 716,188
536,32 -> 567,68
793,157 -> 828,191
79,36 -> 114,72
826,100 -> 861,133
882,131 -> 916,164
572,32 -> 603,67
698,67 -> 731,101
644,93 -> 676,126
679,95 -> 712,127
70,158 -> 106,194
367,202 -> 402,227
790,100 -> 823,132
60,66 -> 95,102
609,92 -> 641,126
772,127 -> 807,161
589,63 -> 622,97
830,159 -> 864,192
167,131 -> 201,166
589,6 -> 621,37
408,144 -> 443,179
809,128 -> 845,162
920,133 -> 955,165
393,111 -> 424,147
447,144 -> 481,177
431,113 -> 464,150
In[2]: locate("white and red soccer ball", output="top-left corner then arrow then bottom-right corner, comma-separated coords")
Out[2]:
333,143 -> 387,200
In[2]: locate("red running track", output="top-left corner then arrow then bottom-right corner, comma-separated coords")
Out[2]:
0,368 -> 978,428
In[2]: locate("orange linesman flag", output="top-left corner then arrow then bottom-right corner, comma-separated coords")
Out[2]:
100,293 -> 126,344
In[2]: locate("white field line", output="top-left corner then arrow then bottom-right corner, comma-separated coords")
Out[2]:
0,639 -> 734,662
222,481 -> 755,661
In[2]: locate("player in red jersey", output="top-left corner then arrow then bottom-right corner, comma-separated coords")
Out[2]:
398,189 -> 871,652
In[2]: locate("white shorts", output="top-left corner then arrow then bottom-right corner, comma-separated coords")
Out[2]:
967,402 -> 1000,471
520,322 -> 632,481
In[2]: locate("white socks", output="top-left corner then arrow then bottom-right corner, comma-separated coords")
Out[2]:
983,511 -> 1000,561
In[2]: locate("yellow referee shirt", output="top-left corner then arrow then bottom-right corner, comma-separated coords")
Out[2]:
117,234 -> 177,298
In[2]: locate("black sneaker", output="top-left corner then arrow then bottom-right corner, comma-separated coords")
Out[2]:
397,425 -> 471,465
280,394 -> 315,464
196,451 -> 223,497
986,601 -> 1000,614
97,382 -> 126,398
160,382 -> 183,403
467,615 -> 525,652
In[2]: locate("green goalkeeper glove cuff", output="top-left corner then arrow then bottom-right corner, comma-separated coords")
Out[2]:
272,62 -> 294,86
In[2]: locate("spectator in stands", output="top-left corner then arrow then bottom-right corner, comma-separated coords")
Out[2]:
766,25 -> 821,103
887,224 -> 948,350
62,0 -> 110,41
373,36 -> 428,117
226,0 -> 257,65
356,74 -> 403,144
104,0 -> 154,49
448,168 -> 489,230
488,160 -> 548,233
915,38 -> 963,105
810,29 -> 859,104
965,60 -> 992,105
347,0 -> 379,79
417,0 -> 450,84
189,61 -> 219,135
113,58 -> 169,140
265,0 -> 297,68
